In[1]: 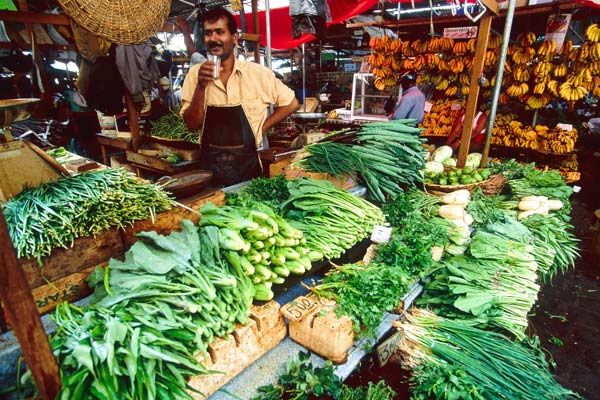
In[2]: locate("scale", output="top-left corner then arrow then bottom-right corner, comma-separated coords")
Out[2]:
0,98 -> 69,202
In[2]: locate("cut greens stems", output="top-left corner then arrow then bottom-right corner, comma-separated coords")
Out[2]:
296,119 -> 426,202
3,168 -> 172,262
395,309 -> 581,400
24,220 -> 253,399
283,178 -> 384,259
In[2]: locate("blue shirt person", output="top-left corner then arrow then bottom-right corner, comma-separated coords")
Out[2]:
391,74 -> 425,123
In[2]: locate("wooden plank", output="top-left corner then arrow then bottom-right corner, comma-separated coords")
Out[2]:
188,301 -> 286,398
252,0 -> 260,63
120,208 -> 199,249
240,32 -> 260,42
31,265 -> 97,315
457,15 -> 492,168
124,91 -> 142,152
181,187 -> 226,211
481,0 -> 500,15
0,211 -> 61,399
0,10 -> 70,26
19,227 -> 123,289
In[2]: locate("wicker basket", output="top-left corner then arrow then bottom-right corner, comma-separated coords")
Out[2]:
480,174 -> 507,196
424,180 -> 487,196
57,0 -> 171,45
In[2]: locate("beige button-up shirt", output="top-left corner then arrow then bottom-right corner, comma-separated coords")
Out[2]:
180,59 -> 295,146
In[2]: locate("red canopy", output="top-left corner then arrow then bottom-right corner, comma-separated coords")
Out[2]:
575,0 -> 599,6
235,0 -> 378,50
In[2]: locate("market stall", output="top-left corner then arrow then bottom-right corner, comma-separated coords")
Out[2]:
0,0 -> 598,399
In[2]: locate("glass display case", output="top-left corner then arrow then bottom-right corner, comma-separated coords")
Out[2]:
350,73 -> 397,121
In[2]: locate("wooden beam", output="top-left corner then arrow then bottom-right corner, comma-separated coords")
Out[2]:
240,32 -> 260,42
457,15 -> 492,168
18,0 -> 50,98
0,10 -> 69,25
345,0 -> 582,29
125,90 -> 142,152
0,210 -> 61,399
481,0 -> 500,15
0,42 -> 76,50
252,0 -> 260,63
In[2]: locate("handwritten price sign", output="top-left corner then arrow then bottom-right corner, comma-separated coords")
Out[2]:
281,296 -> 318,322
377,332 -> 401,367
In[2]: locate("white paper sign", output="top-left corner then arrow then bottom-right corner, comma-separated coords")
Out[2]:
451,103 -> 463,111
371,225 -> 392,244
556,123 -> 574,131
443,26 -> 478,39
573,185 -> 581,193
424,101 -> 433,113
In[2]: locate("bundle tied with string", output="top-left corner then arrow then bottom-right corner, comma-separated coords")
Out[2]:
57,0 -> 171,45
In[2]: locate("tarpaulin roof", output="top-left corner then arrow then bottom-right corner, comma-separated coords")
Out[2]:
235,0 -> 379,50
575,0 -> 599,6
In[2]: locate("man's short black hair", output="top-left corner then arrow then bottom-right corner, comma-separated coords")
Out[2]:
200,7 -> 238,35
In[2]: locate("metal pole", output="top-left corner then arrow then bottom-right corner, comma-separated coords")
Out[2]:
265,0 -> 272,69
302,43 -> 307,111
481,0 -> 516,166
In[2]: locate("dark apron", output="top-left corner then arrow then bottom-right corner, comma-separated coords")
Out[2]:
200,104 -> 262,186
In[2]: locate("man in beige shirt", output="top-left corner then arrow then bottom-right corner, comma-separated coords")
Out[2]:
181,7 -> 299,185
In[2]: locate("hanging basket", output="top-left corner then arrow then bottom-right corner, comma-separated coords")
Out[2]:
57,0 -> 171,45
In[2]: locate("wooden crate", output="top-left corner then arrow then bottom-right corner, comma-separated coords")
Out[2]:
126,150 -> 204,174
269,158 -> 358,190
188,301 -> 286,398
120,207 -> 200,248
286,293 -> 354,364
19,228 -> 123,289
31,265 -> 98,314
181,187 -> 226,211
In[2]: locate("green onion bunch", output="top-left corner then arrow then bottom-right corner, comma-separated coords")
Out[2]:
3,168 -> 172,262
150,108 -> 198,143
283,178 -> 384,259
297,119 -> 426,202
395,309 -> 581,400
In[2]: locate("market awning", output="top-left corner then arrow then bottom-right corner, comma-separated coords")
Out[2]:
575,0 -> 599,6
235,0 -> 379,50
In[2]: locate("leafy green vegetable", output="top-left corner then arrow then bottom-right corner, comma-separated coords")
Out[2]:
3,168 -> 172,262
227,175 -> 290,212
312,262 -> 412,339
252,351 -> 395,400
396,309 -> 581,400
150,107 -> 198,143
410,362 -> 485,400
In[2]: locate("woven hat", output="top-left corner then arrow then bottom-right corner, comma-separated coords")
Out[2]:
57,0 -> 171,45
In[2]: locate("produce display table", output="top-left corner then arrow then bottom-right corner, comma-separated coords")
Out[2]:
96,132 -> 131,165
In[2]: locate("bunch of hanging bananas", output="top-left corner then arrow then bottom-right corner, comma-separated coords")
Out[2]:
553,63 -> 568,78
513,65 -> 531,82
518,32 -> 537,47
453,41 -> 468,55
559,154 -> 579,172
493,119 -> 577,154
537,41 -> 557,59
445,86 -> 458,96
487,33 -> 502,50
559,75 -> 589,101
449,58 -> 465,73
586,23 -> 600,43
533,61 -> 553,78
420,100 -> 464,136
484,51 -> 498,67
506,82 -> 530,97
526,94 -> 552,109
512,47 -> 536,64
548,127 -> 578,153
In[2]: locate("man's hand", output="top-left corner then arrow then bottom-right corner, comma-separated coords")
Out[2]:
197,61 -> 217,89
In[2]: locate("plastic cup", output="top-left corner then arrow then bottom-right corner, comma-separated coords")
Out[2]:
207,55 -> 221,79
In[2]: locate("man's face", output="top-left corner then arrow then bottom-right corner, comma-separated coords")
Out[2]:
204,17 -> 237,60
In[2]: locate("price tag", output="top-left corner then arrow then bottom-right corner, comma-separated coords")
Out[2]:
377,332 -> 401,367
556,123 -> 574,131
281,296 -> 318,322
371,225 -> 392,244
424,101 -> 433,113
451,103 -> 462,111
573,185 -> 581,193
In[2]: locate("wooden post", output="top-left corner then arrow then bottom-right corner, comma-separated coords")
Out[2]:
125,90 -> 142,152
457,15 -> 492,168
18,0 -> 49,96
0,210 -> 61,399
251,0 -> 260,63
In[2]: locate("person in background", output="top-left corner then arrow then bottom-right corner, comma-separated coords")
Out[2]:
181,7 -> 299,186
446,107 -> 489,153
391,73 -> 425,122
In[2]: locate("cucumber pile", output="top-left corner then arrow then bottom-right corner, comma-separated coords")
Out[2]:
425,166 -> 491,186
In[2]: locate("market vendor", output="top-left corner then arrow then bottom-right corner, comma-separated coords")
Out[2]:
181,7 -> 300,185
391,73 -> 425,123
446,107 -> 489,153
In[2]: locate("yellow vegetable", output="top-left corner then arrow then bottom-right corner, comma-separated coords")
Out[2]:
439,205 -> 465,220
